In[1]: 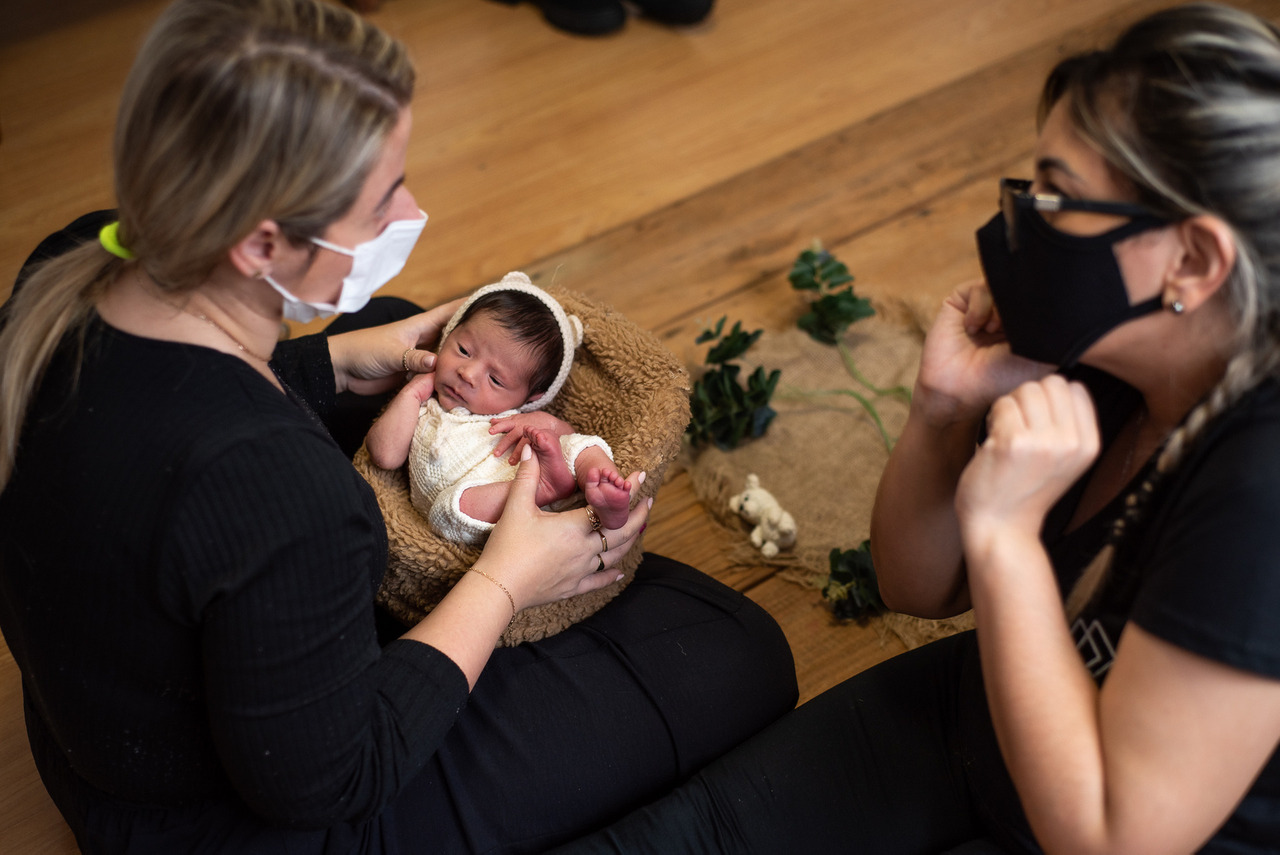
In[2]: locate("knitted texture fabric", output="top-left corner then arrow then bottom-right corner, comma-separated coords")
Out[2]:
354,286 -> 691,645
407,397 -> 611,546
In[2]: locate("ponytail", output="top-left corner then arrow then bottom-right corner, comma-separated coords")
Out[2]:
0,243 -> 120,487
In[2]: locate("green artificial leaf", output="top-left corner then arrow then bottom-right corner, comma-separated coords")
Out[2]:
686,319 -> 779,450
704,320 -> 763,365
789,246 -> 854,293
822,539 -> 885,622
797,287 -> 876,345
694,316 -> 726,345
788,249 -> 823,292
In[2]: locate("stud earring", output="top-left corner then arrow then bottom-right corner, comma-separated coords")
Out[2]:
1170,300 -> 1185,315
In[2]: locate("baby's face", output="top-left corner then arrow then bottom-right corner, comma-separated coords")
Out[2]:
434,314 -> 539,414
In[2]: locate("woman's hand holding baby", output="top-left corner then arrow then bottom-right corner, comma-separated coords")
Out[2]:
474,445 -> 649,609
403,444 -> 648,689
328,298 -> 463,395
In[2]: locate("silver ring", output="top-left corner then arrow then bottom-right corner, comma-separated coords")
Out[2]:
598,532 -> 608,553
401,348 -> 414,372
586,507 -> 602,532
595,556 -> 606,573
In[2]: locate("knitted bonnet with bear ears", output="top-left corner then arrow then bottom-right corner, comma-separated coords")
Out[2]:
436,271 -> 584,413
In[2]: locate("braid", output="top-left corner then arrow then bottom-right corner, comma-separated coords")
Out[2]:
1066,350 -> 1278,619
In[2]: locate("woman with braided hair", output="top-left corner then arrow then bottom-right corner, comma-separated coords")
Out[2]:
555,4 -> 1280,852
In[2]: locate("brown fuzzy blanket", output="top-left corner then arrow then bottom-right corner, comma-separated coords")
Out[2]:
353,287 -> 691,646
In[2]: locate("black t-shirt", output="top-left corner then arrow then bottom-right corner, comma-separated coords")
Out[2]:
1042,369 -> 1280,850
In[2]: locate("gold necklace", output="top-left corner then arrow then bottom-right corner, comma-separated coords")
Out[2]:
184,308 -> 274,363
137,268 -> 275,363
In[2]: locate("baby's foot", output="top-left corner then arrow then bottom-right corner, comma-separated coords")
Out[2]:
584,468 -> 632,530
529,429 -> 577,507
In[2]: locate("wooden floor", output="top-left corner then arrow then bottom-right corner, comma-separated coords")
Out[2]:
6,0 -> 1280,849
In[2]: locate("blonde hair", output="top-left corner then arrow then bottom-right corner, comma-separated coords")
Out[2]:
0,0 -> 414,488
1051,3 -> 1280,618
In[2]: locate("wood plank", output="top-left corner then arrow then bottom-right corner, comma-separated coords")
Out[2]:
745,575 -> 905,706
2,0 -> 1157,302
516,0 -> 1280,345
379,0 -> 1155,296
0,652 -> 77,853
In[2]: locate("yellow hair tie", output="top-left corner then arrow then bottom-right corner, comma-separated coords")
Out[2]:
98,221 -> 135,260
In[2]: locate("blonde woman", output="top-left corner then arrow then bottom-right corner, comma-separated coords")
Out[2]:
557,4 -> 1280,853
0,1 -> 797,851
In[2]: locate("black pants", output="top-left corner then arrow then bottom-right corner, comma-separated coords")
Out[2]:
379,552 -> 799,854
28,553 -> 798,855
551,630 -> 1041,855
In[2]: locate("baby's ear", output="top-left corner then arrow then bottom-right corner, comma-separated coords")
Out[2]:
525,391 -> 544,405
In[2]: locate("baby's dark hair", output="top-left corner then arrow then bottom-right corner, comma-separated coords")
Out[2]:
459,290 -> 563,395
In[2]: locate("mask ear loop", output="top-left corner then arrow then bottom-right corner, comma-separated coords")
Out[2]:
1056,213 -> 1180,365
310,236 -> 357,257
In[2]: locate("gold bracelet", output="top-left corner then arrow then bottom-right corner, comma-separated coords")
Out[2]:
468,568 -> 516,623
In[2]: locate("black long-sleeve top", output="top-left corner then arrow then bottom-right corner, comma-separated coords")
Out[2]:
0,315 -> 469,828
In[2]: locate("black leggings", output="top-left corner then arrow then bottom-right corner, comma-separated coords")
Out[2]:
380,553 -> 799,854
552,630 -> 1041,855
28,554 -> 799,855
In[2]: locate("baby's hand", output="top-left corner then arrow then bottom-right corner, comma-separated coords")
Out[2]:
403,371 -> 437,404
490,412 -> 574,463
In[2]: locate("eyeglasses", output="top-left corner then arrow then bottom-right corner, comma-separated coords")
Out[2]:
999,177 -> 1167,252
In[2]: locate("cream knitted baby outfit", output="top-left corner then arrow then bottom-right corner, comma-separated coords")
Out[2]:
406,273 -> 612,545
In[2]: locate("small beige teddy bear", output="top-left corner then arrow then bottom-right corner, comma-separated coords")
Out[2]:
728,473 -> 797,558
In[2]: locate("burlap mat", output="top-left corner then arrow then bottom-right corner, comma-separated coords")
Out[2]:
686,302 -> 974,649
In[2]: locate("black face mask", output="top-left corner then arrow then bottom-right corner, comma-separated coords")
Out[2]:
976,208 -> 1167,368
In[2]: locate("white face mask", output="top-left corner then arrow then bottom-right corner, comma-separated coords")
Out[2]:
266,210 -> 427,323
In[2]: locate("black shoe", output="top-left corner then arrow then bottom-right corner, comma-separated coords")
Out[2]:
492,0 -> 627,36
630,0 -> 713,25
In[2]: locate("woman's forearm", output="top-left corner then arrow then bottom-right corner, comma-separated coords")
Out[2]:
400,567 -> 513,689
870,407 -> 981,617
965,526 -> 1110,852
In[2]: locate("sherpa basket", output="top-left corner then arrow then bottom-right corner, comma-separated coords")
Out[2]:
352,286 -> 691,646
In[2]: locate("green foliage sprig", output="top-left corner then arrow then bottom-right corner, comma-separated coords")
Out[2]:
821,539 -> 885,622
790,247 -> 874,344
785,241 -> 911,452
685,317 -> 781,450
